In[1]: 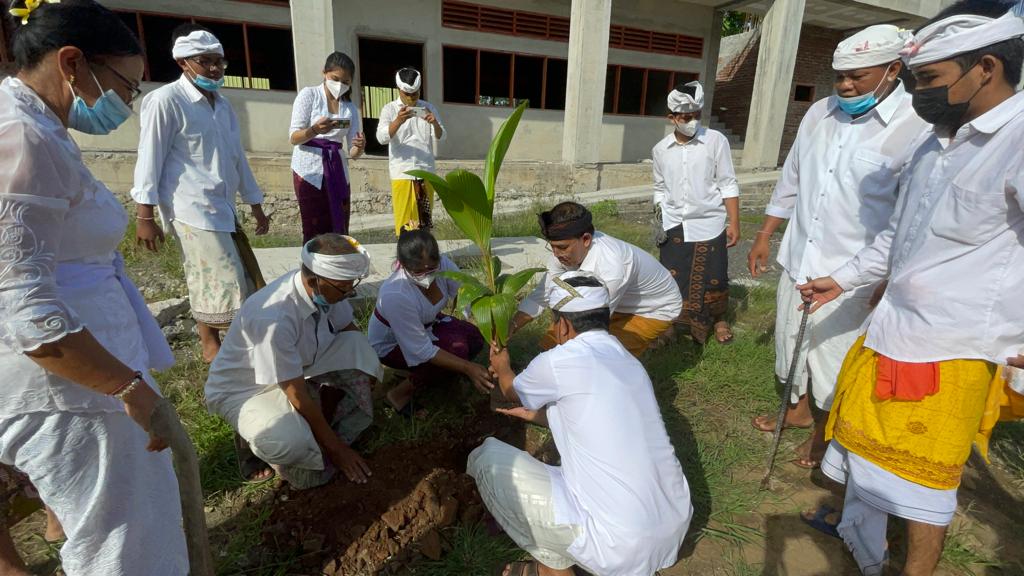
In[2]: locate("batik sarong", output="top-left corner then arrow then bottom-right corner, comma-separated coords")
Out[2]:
659,227 -> 729,344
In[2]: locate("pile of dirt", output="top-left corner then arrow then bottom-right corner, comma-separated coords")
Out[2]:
264,401 -> 527,575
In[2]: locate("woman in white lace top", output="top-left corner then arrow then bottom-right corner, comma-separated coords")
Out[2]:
0,1 -> 188,574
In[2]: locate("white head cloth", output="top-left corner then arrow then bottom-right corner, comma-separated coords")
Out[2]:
666,81 -> 704,113
395,70 -> 422,93
832,25 -> 911,70
902,10 -> 1024,67
172,30 -> 224,60
546,271 -> 609,313
300,236 -> 371,281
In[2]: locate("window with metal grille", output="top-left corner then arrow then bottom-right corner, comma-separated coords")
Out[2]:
442,0 -> 702,57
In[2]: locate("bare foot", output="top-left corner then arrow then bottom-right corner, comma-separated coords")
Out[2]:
201,339 -> 221,364
197,321 -> 222,363
247,467 -> 274,482
44,506 -> 65,542
714,321 -> 734,344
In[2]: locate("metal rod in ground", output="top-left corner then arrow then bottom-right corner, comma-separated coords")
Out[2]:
760,301 -> 812,491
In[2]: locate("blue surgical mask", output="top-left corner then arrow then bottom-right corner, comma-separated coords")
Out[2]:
312,293 -> 331,311
836,67 -> 891,116
192,73 -> 224,92
67,71 -> 132,135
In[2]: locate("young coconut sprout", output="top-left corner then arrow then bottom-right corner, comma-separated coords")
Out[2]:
407,101 -> 544,347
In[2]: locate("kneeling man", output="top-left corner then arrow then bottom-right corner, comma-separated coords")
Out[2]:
471,272 -> 692,576
206,234 -> 383,488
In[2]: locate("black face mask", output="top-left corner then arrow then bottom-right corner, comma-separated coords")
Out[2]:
911,64 -> 982,129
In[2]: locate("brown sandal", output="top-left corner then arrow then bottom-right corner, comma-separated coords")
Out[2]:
496,561 -> 540,576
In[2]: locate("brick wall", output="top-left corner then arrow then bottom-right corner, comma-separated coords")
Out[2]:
715,24 -> 845,166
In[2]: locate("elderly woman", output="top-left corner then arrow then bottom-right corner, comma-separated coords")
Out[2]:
368,229 -> 491,415
0,1 -> 187,574
289,52 -> 366,242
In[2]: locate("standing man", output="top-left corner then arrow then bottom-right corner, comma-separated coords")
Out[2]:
376,67 -> 446,235
747,25 -> 928,470
512,202 -> 682,357
132,25 -> 270,363
653,80 -> 740,345
801,3 -> 1024,574
206,234 -> 382,488
472,272 -> 692,576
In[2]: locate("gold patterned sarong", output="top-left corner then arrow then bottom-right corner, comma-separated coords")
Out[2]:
825,336 -> 1011,490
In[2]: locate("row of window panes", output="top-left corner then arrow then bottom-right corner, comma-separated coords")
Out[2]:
115,11 -> 296,91
442,46 -> 697,116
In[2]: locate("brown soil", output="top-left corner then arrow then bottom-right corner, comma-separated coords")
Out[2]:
263,400 -> 529,575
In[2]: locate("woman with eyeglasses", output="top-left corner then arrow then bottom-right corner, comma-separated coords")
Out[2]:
289,52 -> 366,243
130,23 -> 270,364
368,229 -> 491,417
0,1 -> 188,574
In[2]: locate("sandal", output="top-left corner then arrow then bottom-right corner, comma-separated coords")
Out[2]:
790,455 -> 821,469
750,414 -> 812,433
714,321 -> 734,345
385,390 -> 416,420
235,433 -> 275,484
801,505 -> 841,539
495,561 -> 540,576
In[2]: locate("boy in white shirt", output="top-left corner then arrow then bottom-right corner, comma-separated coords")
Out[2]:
652,80 -> 740,345
375,67 -> 446,235
472,271 -> 692,576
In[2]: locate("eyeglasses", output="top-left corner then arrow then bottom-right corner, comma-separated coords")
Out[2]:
93,62 -> 142,105
319,277 -> 361,298
190,56 -> 229,71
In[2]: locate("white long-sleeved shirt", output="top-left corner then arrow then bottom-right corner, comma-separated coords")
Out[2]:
367,256 -> 461,366
375,98 -> 446,181
832,91 -> 1024,364
767,83 -> 928,288
514,330 -> 691,576
131,75 -> 263,233
652,127 -> 740,242
289,84 -> 361,188
519,232 -> 683,322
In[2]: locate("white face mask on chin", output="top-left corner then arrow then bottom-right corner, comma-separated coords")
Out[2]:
409,272 -> 435,289
674,119 -> 699,137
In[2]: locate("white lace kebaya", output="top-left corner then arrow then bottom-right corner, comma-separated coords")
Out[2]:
0,77 -> 173,417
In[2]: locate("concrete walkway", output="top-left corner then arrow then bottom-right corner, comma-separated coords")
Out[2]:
254,236 -> 551,305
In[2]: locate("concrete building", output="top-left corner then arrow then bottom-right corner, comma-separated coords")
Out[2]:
0,0 -> 955,168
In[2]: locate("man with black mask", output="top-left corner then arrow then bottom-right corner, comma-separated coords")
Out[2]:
800,1 -> 1024,574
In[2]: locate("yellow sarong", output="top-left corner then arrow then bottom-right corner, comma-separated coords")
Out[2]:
826,336 -> 1024,490
540,313 -> 672,358
391,179 -> 434,236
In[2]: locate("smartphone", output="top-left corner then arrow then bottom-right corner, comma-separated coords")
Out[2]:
328,115 -> 351,130
407,106 -> 427,118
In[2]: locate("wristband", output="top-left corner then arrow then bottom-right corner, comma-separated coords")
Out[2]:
111,371 -> 145,400
136,216 -> 156,221
755,230 -> 772,236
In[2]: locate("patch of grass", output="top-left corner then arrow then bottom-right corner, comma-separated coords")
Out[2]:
991,421 -> 1024,487
248,231 -> 303,249
409,523 -> 526,576
940,520 -> 1002,575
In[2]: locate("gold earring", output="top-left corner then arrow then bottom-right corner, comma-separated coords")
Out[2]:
69,74 -> 76,85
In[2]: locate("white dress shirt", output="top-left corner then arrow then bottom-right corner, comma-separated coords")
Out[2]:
289,84 -> 362,188
768,83 -> 928,288
0,77 -> 170,417
832,91 -> 1024,364
652,126 -> 740,242
368,256 -> 461,365
131,75 -> 264,233
514,330 -> 692,576
375,99 -> 446,181
519,232 -> 683,322
205,271 -> 356,410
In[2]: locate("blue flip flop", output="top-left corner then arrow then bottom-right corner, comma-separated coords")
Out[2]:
801,504 -> 841,539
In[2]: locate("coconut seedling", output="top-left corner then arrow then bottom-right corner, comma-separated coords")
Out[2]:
406,101 -> 543,347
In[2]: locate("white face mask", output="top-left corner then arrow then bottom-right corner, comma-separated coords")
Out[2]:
409,271 -> 435,289
674,119 -> 699,137
325,79 -> 349,99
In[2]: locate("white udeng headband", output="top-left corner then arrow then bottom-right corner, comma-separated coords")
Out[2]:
300,236 -> 371,281
171,30 -> 224,60
902,11 -> 1024,67
395,70 -> 422,93
547,272 -> 609,313
666,80 -> 704,113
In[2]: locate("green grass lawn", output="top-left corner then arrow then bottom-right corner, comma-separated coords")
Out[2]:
49,204 -> 1018,576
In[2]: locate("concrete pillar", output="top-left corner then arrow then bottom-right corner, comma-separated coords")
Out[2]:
702,10 -> 725,114
740,0 -> 806,169
562,0 -> 612,165
289,0 -> 338,90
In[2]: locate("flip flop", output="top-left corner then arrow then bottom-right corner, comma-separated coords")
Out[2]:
790,456 -> 821,469
714,322 -> 735,345
801,505 -> 841,539
385,392 -> 416,419
495,561 -> 540,576
235,433 -> 275,484
751,415 -> 812,433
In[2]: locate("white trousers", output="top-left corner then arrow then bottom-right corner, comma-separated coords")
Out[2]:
467,438 -> 583,571
0,411 -> 188,575
221,332 -> 381,488
822,441 -> 957,575
775,274 -> 873,409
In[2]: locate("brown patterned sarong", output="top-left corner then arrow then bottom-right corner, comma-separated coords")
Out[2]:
659,227 -> 729,344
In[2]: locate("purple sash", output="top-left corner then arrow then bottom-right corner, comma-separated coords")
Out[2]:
305,138 -> 351,234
